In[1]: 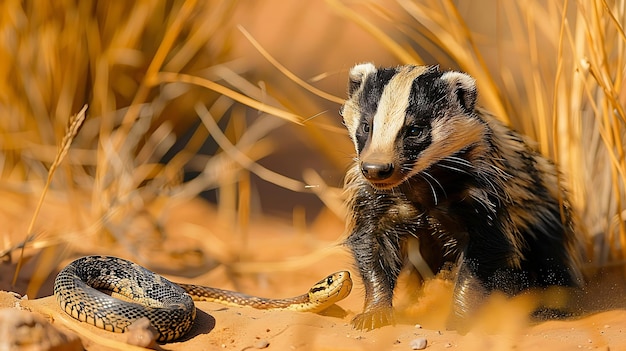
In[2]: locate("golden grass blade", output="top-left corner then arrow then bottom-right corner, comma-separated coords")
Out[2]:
12,104 -> 88,285
115,0 -> 198,138
162,96 -> 235,197
25,244 -> 59,299
170,102 -> 286,202
326,0 -> 420,64
164,2 -> 236,73
195,103 -> 307,192
568,0 -> 626,260
396,0 -> 508,121
157,72 -> 304,124
599,0 -> 626,43
551,0 -> 570,224
238,26 -> 345,105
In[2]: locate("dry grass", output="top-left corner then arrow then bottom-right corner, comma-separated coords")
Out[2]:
329,0 -> 626,265
0,0 -> 624,302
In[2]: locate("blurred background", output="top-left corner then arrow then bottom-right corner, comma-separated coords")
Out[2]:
0,0 -> 625,302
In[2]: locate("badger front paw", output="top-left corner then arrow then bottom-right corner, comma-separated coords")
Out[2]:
351,308 -> 395,330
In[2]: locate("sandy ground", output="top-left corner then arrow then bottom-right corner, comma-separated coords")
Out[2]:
1,196 -> 626,350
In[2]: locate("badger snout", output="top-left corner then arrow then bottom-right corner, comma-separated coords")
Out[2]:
360,161 -> 394,181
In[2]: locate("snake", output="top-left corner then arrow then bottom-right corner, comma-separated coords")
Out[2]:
53,256 -> 352,342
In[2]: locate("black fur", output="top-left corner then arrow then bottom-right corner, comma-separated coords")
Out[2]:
342,64 -> 582,330
352,67 -> 398,154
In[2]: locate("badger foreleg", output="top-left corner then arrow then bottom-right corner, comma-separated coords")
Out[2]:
346,220 -> 407,330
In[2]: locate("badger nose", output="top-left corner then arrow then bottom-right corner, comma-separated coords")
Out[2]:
361,162 -> 394,180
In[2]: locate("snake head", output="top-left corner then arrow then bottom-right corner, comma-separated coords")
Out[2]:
306,271 -> 353,312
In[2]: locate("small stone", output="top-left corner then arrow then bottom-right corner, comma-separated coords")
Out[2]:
253,339 -> 270,349
410,337 -> 428,350
414,324 -> 422,329
126,317 -> 158,348
445,342 -> 453,348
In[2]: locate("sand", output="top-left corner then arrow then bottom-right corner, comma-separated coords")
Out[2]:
1,197 -> 625,350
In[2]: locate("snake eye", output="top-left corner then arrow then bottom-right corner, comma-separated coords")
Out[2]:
327,276 -> 334,285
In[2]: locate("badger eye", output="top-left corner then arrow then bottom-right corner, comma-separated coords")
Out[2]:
407,124 -> 427,138
361,121 -> 370,134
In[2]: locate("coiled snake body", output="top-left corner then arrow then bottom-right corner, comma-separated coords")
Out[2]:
53,256 -> 352,342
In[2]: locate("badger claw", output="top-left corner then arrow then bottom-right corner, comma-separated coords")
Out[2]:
351,308 -> 395,330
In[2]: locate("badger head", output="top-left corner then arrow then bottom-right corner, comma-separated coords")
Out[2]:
340,63 -> 487,190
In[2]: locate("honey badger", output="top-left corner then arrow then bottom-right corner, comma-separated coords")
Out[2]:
340,63 -> 583,330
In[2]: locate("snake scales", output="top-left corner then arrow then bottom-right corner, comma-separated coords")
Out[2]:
53,256 -> 353,342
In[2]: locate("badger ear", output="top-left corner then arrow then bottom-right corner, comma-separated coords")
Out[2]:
440,71 -> 477,113
348,62 -> 376,97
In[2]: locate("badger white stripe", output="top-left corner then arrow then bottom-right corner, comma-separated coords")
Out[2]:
368,66 -> 429,157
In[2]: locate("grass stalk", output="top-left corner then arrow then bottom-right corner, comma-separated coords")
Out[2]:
12,105 -> 87,285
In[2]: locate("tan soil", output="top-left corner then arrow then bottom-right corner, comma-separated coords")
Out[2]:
1,196 -> 625,351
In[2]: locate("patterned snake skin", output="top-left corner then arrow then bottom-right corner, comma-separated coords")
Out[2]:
54,255 -> 352,342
